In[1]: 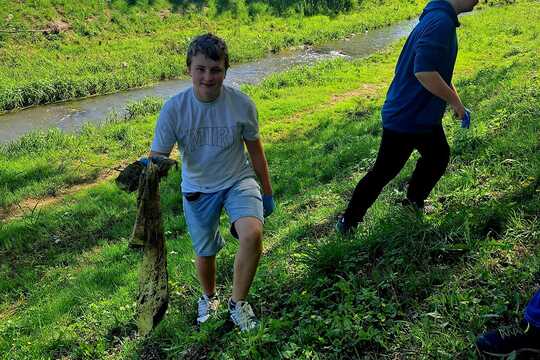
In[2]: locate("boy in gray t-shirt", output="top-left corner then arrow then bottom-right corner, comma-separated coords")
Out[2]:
149,33 -> 275,331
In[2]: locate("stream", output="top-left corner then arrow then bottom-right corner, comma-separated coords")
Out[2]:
0,18 -> 419,144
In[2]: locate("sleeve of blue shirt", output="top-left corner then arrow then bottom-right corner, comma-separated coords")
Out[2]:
414,19 -> 454,73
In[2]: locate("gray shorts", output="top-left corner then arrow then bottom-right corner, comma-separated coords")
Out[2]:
182,177 -> 264,257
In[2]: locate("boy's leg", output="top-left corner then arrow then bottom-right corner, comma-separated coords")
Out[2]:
231,217 -> 263,302
407,125 -> 450,208
183,191 -> 225,324
183,191 -> 224,294
195,255 -> 220,325
224,178 -> 264,331
196,256 -> 217,296
223,177 -> 264,302
343,128 -> 415,225
476,289 -> 540,356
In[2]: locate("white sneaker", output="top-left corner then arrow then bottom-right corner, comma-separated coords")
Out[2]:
197,294 -> 220,325
229,299 -> 259,332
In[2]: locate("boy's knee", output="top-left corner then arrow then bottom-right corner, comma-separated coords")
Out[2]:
438,146 -> 450,169
441,143 -> 450,160
424,145 -> 450,169
241,227 -> 262,243
238,227 -> 262,253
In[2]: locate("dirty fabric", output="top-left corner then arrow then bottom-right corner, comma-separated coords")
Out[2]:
116,157 -> 177,335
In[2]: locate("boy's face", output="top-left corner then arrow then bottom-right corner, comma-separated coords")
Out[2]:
188,53 -> 226,102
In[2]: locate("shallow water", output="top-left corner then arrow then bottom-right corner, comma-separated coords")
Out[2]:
0,18 -> 418,144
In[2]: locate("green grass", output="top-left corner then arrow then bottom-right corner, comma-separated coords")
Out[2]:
0,0 -> 429,112
0,53 -> 395,209
1,1 -> 539,359
0,96 -> 163,209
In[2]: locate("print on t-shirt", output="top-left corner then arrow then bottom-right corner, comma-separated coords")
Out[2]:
182,126 -> 238,153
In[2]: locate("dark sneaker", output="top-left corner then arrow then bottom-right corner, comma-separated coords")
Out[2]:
335,214 -> 357,235
229,299 -> 259,332
399,198 -> 435,215
197,294 -> 220,325
476,321 -> 540,357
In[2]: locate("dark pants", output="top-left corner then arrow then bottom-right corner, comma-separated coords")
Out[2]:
343,126 -> 450,224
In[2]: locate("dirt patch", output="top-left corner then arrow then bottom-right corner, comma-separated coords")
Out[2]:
329,83 -> 382,104
279,83 -> 383,125
0,169 -> 118,222
179,343 -> 211,360
44,20 -> 71,35
159,9 -> 171,19
139,342 -> 167,360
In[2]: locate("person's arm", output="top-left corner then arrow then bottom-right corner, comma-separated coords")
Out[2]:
148,101 -> 177,159
451,82 -> 459,95
414,71 -> 465,119
244,138 -> 272,196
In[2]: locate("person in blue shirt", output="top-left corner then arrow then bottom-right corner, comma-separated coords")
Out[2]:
336,0 -> 478,234
476,289 -> 540,357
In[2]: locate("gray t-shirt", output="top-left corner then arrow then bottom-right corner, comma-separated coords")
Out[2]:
151,85 -> 259,193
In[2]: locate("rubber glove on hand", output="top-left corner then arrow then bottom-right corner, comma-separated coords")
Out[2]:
262,194 -> 275,217
138,157 -> 149,167
461,108 -> 471,129
138,155 -> 168,167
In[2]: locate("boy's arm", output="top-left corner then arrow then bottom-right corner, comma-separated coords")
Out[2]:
148,100 -> 178,159
244,138 -> 272,196
414,71 -> 465,119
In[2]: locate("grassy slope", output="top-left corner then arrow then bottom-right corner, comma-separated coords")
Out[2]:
1,1 -> 539,359
0,0 -> 428,112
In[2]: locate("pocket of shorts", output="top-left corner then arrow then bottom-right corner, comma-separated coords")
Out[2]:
184,192 -> 202,202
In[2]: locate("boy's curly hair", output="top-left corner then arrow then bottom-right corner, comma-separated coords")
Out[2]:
186,33 -> 229,70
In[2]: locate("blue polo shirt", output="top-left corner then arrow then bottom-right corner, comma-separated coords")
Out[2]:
382,1 -> 459,133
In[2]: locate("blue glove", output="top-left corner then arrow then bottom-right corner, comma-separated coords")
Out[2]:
138,155 -> 167,167
138,156 -> 149,167
262,194 -> 275,217
461,108 -> 471,129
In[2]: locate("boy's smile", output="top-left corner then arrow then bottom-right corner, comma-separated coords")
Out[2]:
189,53 -> 226,102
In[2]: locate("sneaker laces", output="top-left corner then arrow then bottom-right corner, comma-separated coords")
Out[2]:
198,294 -> 219,323
231,301 -> 258,330
497,324 -> 527,339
